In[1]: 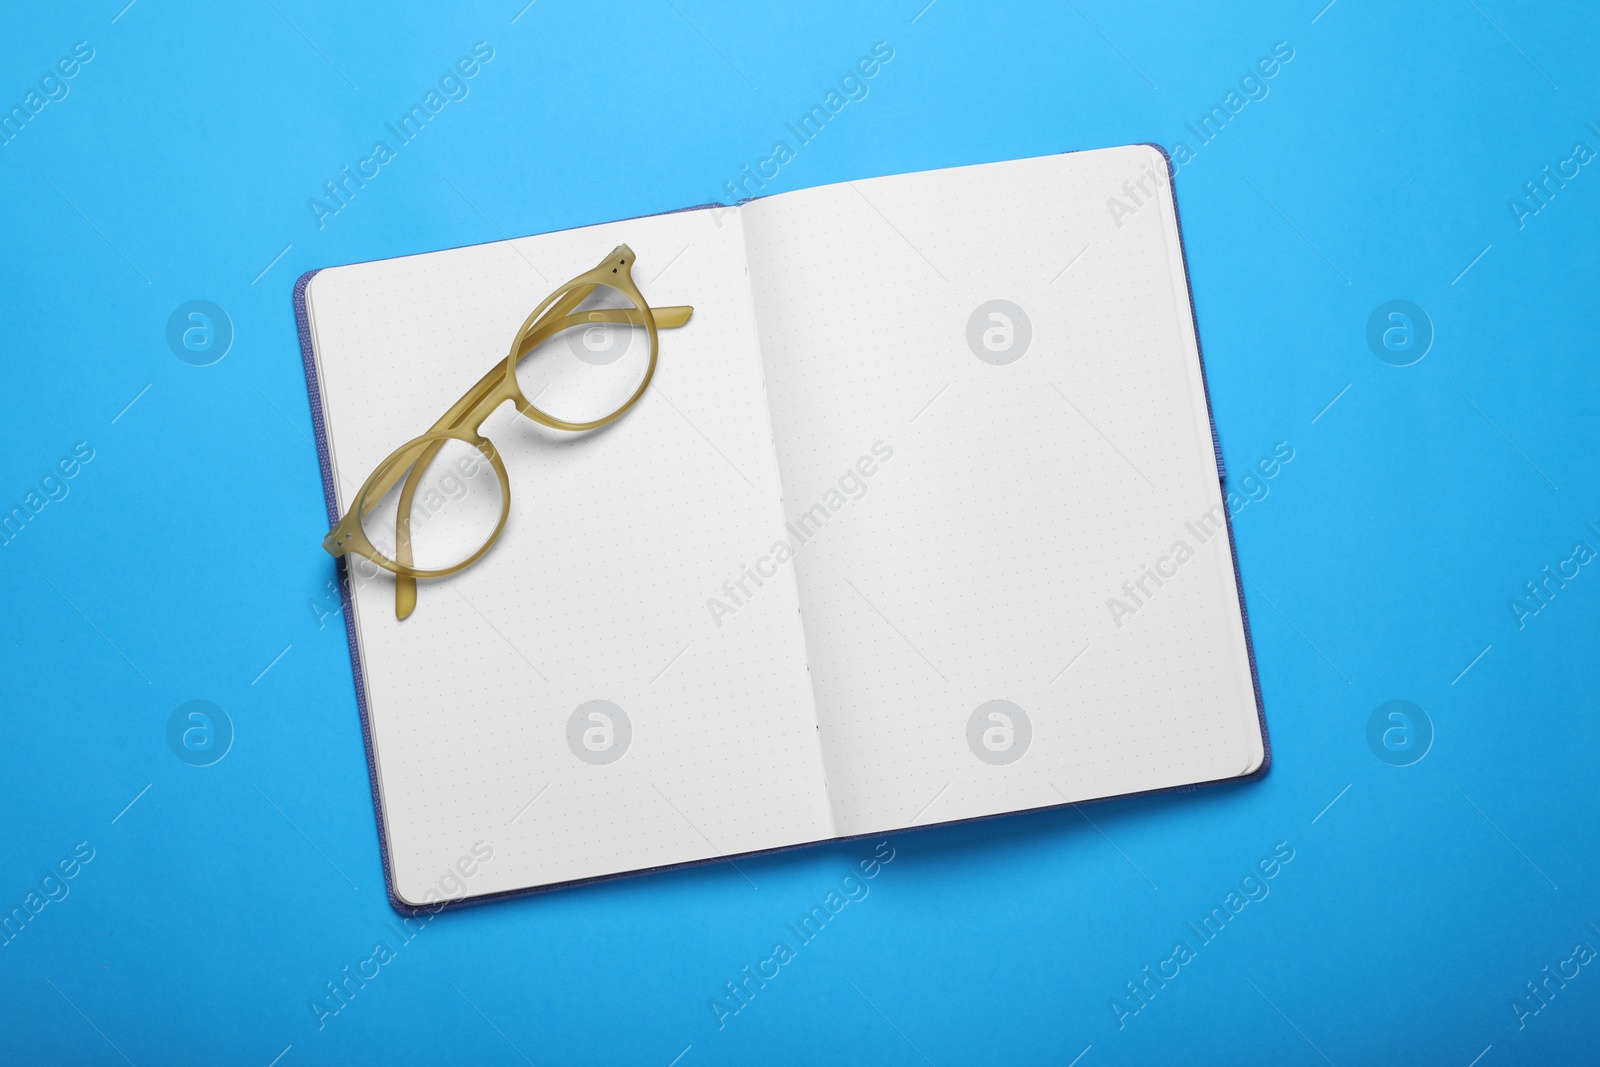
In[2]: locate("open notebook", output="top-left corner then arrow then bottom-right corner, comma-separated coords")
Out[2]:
295,144 -> 1267,910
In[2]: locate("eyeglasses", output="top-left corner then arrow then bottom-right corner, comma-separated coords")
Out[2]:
322,245 -> 693,619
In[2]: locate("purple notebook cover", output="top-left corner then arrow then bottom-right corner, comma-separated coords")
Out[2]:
292,144 -> 1271,915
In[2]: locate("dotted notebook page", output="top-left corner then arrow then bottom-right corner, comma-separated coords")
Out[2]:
740,147 -> 1264,838
305,208 -> 833,903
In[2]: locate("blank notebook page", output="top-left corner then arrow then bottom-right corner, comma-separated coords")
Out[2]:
740,146 -> 1264,837
305,209 -> 832,903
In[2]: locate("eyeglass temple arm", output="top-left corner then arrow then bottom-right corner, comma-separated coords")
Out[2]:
381,302 -> 691,619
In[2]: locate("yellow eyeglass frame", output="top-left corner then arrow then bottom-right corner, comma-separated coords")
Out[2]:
322,244 -> 693,619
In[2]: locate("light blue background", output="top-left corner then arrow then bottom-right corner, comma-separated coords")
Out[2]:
3,1 -> 1597,1063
